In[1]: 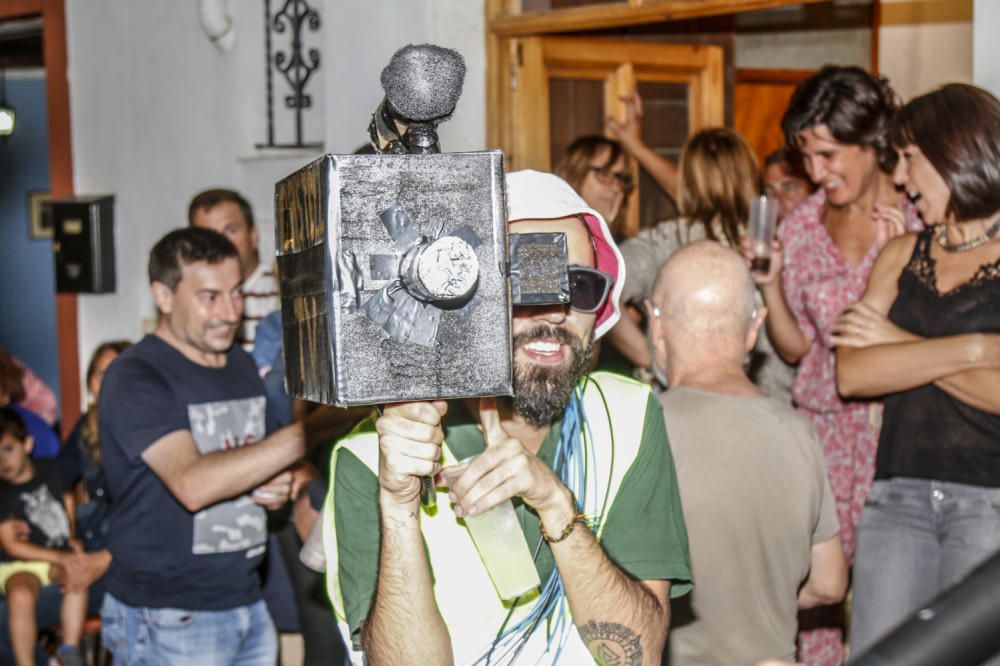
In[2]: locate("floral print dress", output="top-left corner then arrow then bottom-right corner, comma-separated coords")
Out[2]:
780,189 -> 922,560
780,189 -> 922,666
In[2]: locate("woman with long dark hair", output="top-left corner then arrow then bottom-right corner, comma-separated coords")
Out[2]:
834,83 -> 1000,657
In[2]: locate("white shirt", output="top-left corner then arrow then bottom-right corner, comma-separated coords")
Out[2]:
239,262 -> 280,350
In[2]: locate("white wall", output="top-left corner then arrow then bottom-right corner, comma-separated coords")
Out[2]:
67,0 -> 486,405
974,0 -> 1000,97
879,0 -> 973,102
733,3 -> 872,71
735,29 -> 871,70
324,0 -> 486,154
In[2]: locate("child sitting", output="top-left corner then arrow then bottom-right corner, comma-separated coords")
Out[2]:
0,406 -> 86,666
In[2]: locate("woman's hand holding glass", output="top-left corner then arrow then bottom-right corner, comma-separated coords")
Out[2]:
739,236 -> 785,286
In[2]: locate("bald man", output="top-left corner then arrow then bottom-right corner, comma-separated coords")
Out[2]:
648,241 -> 847,665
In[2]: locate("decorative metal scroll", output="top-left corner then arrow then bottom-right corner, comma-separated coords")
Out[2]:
257,0 -> 322,149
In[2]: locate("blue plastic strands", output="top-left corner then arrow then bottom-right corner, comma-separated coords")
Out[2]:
474,378 -> 605,665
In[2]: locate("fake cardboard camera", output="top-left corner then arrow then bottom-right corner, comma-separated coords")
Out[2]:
274,151 -> 570,407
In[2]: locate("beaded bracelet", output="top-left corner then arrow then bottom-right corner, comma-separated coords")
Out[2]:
541,513 -> 587,543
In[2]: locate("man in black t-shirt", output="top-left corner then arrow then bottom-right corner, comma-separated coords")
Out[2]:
99,227 -> 343,666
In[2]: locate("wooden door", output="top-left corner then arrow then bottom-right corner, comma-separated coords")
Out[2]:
490,36 -> 724,238
733,68 -> 814,162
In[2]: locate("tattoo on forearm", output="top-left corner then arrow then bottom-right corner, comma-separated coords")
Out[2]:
579,620 -> 643,665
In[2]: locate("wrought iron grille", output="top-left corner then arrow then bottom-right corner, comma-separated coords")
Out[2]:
257,0 -> 322,149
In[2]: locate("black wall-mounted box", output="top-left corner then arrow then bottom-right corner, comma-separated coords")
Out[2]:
51,195 -> 116,294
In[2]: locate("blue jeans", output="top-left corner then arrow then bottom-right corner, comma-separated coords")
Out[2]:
850,478 -> 1000,657
101,593 -> 277,665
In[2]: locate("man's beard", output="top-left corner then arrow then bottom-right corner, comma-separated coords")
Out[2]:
510,324 -> 594,428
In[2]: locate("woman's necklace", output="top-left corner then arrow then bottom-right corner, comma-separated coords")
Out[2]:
936,217 -> 1000,253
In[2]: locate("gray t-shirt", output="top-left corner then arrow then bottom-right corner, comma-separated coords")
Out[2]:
660,386 -> 839,665
619,218 -> 794,402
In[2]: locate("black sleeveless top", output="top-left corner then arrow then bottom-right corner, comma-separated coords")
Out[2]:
876,229 -> 1000,486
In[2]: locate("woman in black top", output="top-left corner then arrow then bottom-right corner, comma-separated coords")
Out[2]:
834,83 -> 1000,657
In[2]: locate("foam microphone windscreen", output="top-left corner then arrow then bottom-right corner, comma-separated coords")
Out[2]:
380,44 -> 466,122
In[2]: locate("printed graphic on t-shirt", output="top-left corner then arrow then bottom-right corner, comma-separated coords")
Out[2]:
187,396 -> 267,556
20,485 -> 69,548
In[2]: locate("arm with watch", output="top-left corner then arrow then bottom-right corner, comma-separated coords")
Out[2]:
366,397 -> 674,666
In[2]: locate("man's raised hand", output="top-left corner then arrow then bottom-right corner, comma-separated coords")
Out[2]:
375,401 -> 448,508
606,90 -> 644,149
448,397 -> 570,519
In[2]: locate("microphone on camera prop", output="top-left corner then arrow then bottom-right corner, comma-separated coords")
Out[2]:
369,43 -> 466,155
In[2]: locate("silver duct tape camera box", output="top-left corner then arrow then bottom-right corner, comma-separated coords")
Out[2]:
274,151 -> 512,406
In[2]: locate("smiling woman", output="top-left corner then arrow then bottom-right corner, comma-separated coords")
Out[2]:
832,84 -> 1000,659
744,65 -> 923,665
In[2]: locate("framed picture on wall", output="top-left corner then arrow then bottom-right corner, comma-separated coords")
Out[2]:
27,191 -> 54,240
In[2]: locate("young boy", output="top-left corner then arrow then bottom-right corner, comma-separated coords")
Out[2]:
0,406 -> 85,666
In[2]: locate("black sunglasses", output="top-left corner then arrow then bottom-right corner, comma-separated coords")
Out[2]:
588,165 -> 635,192
568,267 -> 613,314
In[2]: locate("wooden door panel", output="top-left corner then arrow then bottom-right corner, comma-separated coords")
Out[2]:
499,36 -> 724,238
549,77 -> 606,162
733,69 -> 813,162
636,80 -> 688,229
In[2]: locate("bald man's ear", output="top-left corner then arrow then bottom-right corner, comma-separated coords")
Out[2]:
645,298 -> 669,366
745,305 -> 768,352
644,299 -> 660,338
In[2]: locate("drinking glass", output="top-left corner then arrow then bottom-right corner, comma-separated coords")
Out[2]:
748,195 -> 779,275
441,457 -> 541,600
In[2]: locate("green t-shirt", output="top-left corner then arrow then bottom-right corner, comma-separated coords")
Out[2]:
329,372 -> 692,660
